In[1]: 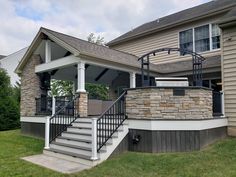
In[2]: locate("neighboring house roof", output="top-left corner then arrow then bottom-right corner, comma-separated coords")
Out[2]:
155,55 -> 221,75
16,27 -> 160,75
107,0 -> 236,46
1,47 -> 28,85
0,55 -> 6,60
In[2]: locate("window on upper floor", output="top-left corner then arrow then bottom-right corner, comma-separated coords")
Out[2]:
179,29 -> 193,55
195,25 -> 210,52
212,24 -> 221,50
179,24 -> 221,55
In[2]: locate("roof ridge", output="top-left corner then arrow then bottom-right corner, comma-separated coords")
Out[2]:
41,27 -> 138,58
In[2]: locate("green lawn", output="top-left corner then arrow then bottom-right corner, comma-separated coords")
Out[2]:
1,130 -> 236,177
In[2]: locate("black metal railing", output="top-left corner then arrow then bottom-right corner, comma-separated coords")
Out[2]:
36,97 -> 52,115
35,96 -> 73,115
49,95 -> 79,143
97,91 -> 127,152
213,91 -> 223,116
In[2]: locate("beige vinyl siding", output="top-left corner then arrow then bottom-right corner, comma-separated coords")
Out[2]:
111,15 -> 223,64
222,26 -> 236,126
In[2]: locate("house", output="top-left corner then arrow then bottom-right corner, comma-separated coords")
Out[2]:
107,0 -> 236,136
0,47 -> 28,86
16,0 -> 234,168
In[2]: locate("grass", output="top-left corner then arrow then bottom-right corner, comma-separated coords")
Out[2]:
1,130 -> 236,177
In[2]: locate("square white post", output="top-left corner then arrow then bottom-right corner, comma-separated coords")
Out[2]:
76,61 -> 86,92
91,118 -> 98,160
129,72 -> 136,88
44,116 -> 50,149
45,40 -> 51,63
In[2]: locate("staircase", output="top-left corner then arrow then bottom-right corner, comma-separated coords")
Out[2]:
43,92 -> 128,167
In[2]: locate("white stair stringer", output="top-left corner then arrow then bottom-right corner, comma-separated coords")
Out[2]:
43,118 -> 129,167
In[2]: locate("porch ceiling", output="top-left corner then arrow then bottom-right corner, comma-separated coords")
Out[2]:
51,64 -> 120,86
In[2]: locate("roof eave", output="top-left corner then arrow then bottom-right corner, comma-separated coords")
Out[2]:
218,17 -> 236,28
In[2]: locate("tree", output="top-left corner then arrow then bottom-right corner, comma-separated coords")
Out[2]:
50,79 -> 73,96
87,33 -> 105,46
0,69 -> 20,130
86,83 -> 109,100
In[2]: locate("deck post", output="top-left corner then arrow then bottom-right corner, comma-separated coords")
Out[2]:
220,91 -> 225,117
44,116 -> 50,149
52,96 -> 56,116
91,118 -> 98,160
130,72 -> 136,88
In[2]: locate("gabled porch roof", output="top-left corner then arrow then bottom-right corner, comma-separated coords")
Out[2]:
15,27 -> 159,75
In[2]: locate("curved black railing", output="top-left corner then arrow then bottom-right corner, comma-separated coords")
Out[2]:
49,95 -> 79,143
97,91 -> 127,152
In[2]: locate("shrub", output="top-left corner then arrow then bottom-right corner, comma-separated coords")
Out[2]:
0,69 -> 20,130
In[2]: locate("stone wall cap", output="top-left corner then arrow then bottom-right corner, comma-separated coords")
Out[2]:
125,86 -> 213,91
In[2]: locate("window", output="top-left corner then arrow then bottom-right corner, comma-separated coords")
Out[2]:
212,24 -> 221,49
179,24 -> 221,53
195,25 -> 210,52
179,29 -> 193,54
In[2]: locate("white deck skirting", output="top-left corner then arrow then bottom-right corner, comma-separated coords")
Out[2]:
21,116 -> 228,131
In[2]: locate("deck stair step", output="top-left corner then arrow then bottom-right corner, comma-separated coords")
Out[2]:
45,117 -> 128,167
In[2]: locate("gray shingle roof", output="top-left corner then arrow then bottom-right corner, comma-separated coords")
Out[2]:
0,55 -> 5,60
155,55 -> 221,74
107,0 -> 236,46
42,28 -> 160,72
218,6 -> 236,24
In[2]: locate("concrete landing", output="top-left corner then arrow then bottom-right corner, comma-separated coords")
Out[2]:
22,154 -> 91,174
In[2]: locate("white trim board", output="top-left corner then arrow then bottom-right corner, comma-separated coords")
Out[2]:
127,118 -> 228,131
21,116 -> 47,123
21,117 -> 228,131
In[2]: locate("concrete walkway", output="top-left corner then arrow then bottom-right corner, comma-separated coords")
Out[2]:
22,154 -> 91,174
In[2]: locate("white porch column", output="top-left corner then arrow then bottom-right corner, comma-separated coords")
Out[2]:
220,91 -> 225,117
76,61 -> 86,92
129,72 -> 136,88
45,40 -> 51,63
52,96 -> 56,116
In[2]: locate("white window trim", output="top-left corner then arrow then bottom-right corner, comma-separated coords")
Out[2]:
179,23 -> 221,54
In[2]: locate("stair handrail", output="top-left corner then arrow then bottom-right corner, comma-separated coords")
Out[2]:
44,94 -> 80,149
96,90 -> 127,152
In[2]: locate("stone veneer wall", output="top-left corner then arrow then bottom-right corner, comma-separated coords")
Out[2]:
76,92 -> 88,117
20,55 -> 43,116
126,87 -> 213,119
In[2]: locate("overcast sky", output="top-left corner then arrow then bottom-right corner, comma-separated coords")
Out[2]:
0,0 -> 210,55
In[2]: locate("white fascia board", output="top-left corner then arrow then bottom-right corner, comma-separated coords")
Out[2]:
128,118 -> 228,131
35,55 -> 80,73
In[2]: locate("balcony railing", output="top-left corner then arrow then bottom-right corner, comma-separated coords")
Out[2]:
35,96 -> 73,115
